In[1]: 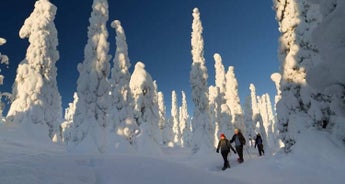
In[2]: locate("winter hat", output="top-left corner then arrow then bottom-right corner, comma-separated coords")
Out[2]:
220,133 -> 225,138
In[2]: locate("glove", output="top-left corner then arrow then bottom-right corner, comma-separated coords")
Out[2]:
216,149 -> 219,153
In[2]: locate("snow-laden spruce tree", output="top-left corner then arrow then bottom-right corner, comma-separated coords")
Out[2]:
152,81 -> 163,144
306,0 -> 345,145
209,86 -> 222,147
7,0 -> 62,141
130,62 -> 161,154
271,73 -> 281,112
214,53 -> 226,95
257,94 -> 272,152
264,93 -> 279,150
179,91 -> 191,147
243,96 -> 255,146
161,93 -> 173,146
220,104 -> 234,137
0,37 -> 10,123
243,97 -> 253,137
171,90 -> 181,146
109,20 -> 138,145
69,0 -> 111,153
249,84 -> 263,133
213,53 -> 234,137
190,8 -> 212,153
61,93 -> 78,143
225,66 -> 245,134
246,84 -> 266,148
157,91 -> 167,145
273,0 -> 324,152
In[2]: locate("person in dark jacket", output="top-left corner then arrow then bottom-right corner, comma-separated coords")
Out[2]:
255,133 -> 265,156
230,128 -> 246,163
216,133 -> 236,170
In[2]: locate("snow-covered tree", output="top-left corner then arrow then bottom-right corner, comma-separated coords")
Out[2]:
273,0 -> 325,152
209,86 -> 222,147
214,53 -> 226,95
306,0 -> 345,145
7,0 -> 62,141
179,91 -> 191,147
69,0 -> 111,152
152,81 -> 162,144
0,37 -> 10,123
264,94 -> 278,150
130,62 -> 161,154
171,90 -> 181,146
244,84 -> 265,147
243,96 -> 256,146
257,94 -> 272,152
243,96 -> 254,142
225,66 -> 245,134
220,104 -> 233,137
157,91 -> 167,145
271,73 -> 281,112
61,93 -> 78,143
274,1 -> 304,152
249,84 -> 262,132
109,20 -> 138,145
161,93 -> 173,146
213,53 -> 233,139
190,8 -> 212,153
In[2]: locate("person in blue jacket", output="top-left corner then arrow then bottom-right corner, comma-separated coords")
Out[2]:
230,128 -> 246,163
255,133 -> 265,156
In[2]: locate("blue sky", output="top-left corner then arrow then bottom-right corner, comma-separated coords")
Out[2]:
0,0 -> 280,114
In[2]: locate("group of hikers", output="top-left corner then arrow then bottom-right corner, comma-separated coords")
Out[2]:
216,128 -> 264,170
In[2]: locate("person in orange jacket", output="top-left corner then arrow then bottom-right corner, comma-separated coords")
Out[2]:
216,133 -> 237,170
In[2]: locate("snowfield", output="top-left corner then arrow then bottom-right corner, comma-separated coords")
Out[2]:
1,124 -> 344,184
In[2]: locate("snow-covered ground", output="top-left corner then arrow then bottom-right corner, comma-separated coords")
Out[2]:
0,124 -> 344,184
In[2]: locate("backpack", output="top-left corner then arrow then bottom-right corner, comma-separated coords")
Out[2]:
257,137 -> 262,144
242,137 -> 246,145
240,133 -> 246,145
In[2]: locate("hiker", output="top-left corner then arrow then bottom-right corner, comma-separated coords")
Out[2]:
255,133 -> 265,156
216,133 -> 236,170
230,128 -> 246,163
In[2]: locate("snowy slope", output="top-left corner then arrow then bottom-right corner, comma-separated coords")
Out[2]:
0,124 -> 241,184
0,124 -> 344,184
228,131 -> 345,184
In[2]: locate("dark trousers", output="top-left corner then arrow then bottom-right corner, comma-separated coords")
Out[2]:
257,144 -> 264,156
235,145 -> 244,162
221,150 -> 230,168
